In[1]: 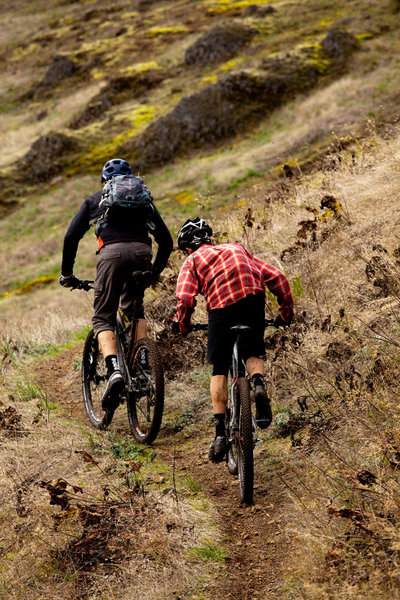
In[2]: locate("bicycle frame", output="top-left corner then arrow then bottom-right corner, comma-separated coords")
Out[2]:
114,268 -> 150,391
115,313 -> 132,393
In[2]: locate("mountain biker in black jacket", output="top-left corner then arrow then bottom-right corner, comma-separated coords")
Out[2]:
59,158 -> 173,411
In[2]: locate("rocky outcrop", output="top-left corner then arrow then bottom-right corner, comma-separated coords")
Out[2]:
320,28 -> 360,70
69,69 -> 165,129
40,55 -> 77,86
185,22 -> 256,66
19,132 -> 78,183
127,58 -> 319,169
244,4 -> 276,16
124,29 -> 359,171
23,55 -> 77,100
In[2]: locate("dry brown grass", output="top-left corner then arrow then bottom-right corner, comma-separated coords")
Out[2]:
1,0 -> 400,597
1,115 -> 400,600
245,125 -> 400,598
0,84 -> 103,167
0,356 -> 220,600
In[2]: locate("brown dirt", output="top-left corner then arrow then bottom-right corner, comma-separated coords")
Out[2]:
34,346 -> 295,600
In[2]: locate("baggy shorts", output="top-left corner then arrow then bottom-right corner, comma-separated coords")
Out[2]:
92,241 -> 152,336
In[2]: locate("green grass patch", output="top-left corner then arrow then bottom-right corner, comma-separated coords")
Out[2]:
183,474 -> 202,494
228,169 -> 261,190
109,435 -> 157,463
41,326 -> 93,356
164,396 -> 207,432
187,540 -> 228,562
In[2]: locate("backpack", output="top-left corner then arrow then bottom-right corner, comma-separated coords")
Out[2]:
95,174 -> 154,237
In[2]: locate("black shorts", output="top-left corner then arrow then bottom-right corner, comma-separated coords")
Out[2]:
207,293 -> 266,376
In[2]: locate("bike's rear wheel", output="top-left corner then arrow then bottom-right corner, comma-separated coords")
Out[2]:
82,329 -> 113,429
127,338 -> 164,444
237,377 -> 254,504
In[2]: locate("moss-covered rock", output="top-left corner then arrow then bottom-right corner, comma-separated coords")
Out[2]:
0,176 -> 19,218
320,28 -> 360,71
23,55 -> 77,100
125,58 -> 320,170
120,28 -> 359,171
40,55 -> 77,86
243,4 -> 275,16
69,69 -> 165,129
19,132 -> 79,183
185,22 -> 256,66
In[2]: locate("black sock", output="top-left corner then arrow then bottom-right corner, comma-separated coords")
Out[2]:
214,413 -> 226,437
251,373 -> 265,387
105,355 -> 118,375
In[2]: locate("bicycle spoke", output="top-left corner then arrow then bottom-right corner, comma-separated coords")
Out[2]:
82,330 -> 110,430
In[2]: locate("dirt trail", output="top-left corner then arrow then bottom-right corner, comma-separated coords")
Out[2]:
34,348 -> 294,600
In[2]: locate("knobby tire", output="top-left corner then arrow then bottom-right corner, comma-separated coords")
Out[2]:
226,405 -> 239,476
127,338 -> 164,444
237,377 -> 254,504
82,329 -> 112,429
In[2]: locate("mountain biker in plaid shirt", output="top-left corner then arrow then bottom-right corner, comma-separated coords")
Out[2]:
174,217 -> 294,463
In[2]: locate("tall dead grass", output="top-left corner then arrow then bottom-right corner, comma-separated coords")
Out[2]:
254,125 -> 400,598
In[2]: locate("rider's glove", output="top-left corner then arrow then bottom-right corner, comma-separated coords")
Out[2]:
59,275 -> 80,289
172,320 -> 190,336
274,314 -> 291,328
180,322 -> 191,337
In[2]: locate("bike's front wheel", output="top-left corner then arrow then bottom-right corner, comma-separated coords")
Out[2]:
236,377 -> 254,504
127,338 -> 164,444
226,407 -> 239,475
82,329 -> 113,429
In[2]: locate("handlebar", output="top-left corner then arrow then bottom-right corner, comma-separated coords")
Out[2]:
192,322 -> 208,331
73,279 -> 94,291
72,271 -> 154,293
192,318 -> 277,331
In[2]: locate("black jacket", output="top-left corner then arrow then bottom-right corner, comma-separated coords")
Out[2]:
61,190 -> 173,276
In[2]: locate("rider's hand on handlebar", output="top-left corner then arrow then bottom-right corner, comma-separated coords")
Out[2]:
273,314 -> 292,328
171,320 -> 190,337
59,275 -> 80,289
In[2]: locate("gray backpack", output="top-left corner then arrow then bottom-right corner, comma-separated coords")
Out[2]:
96,174 -> 154,236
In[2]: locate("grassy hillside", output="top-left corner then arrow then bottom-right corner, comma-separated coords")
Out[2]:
0,0 -> 399,298
1,1 -> 400,599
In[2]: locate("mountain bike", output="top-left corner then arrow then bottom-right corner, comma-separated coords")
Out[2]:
74,273 -> 164,444
193,318 -> 275,504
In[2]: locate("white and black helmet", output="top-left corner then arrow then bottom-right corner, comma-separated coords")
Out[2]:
177,217 -> 213,252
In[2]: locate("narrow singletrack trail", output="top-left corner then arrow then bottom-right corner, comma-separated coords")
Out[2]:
34,347 -> 295,600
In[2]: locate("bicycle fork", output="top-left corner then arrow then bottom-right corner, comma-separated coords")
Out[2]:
229,334 -> 258,447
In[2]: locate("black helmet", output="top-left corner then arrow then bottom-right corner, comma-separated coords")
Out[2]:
101,158 -> 132,183
177,217 -> 213,252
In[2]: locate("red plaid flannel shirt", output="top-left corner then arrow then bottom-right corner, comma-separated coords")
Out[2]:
175,243 -> 294,333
